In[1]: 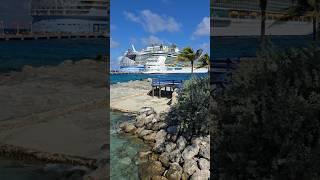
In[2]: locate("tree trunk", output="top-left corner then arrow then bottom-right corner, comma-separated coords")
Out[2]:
191,60 -> 194,74
313,16 -> 317,41
261,9 -> 266,44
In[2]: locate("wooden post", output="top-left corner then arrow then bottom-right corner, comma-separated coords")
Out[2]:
152,86 -> 154,97
159,87 -> 161,98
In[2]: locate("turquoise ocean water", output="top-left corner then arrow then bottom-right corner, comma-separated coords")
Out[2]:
0,39 -> 107,72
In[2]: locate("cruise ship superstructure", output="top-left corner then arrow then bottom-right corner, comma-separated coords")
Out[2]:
120,44 -> 208,74
31,0 -> 108,33
211,0 -> 313,36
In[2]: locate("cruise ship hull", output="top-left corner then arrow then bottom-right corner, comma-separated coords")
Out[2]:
31,0 -> 108,33
212,17 -> 313,36
142,67 -> 208,74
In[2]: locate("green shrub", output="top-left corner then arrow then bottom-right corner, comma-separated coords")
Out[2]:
213,46 -> 320,179
168,76 -> 210,138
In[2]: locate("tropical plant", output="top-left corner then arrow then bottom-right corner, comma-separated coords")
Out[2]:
167,77 -> 210,138
274,0 -> 320,40
212,45 -> 320,179
197,53 -> 210,72
177,47 -> 202,74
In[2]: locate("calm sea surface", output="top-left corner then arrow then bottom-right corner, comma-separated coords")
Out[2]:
0,39 -> 107,72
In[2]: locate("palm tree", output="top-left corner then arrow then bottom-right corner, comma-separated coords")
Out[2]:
198,53 -> 210,72
259,0 -> 268,44
273,0 -> 320,40
177,47 -> 202,74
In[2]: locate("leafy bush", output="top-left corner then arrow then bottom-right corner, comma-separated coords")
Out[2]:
212,46 -> 320,179
168,76 -> 210,138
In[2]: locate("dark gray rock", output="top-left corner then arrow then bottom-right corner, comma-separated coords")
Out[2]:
166,126 -> 178,135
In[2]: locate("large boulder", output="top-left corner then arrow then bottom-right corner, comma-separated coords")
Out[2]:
198,158 -> 210,170
135,114 -> 147,127
151,176 -> 168,180
165,142 -> 176,153
139,107 -> 156,116
183,159 -> 199,177
190,169 -> 210,180
159,152 -> 170,167
153,141 -> 165,153
134,127 -> 145,135
138,129 -> 153,138
166,126 -> 179,135
119,122 -> 136,133
143,132 -> 157,142
155,130 -> 167,141
176,136 -> 187,151
144,113 -> 156,125
152,122 -> 168,131
139,161 -> 165,180
199,140 -> 210,160
165,163 -> 183,180
168,149 -> 181,163
182,145 -> 200,161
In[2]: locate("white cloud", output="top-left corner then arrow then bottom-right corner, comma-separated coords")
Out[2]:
124,10 -> 181,33
110,38 -> 119,48
124,11 -> 140,23
192,17 -> 210,38
199,42 -> 209,53
141,35 -> 164,46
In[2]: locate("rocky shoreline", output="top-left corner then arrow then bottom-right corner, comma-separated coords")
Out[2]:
119,91 -> 210,180
0,59 -> 109,180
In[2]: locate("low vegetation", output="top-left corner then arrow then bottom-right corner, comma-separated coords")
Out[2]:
168,76 -> 210,138
212,46 -> 320,179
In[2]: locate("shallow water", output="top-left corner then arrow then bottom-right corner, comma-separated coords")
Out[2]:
111,73 -> 207,84
110,111 -> 150,180
0,158 -> 68,180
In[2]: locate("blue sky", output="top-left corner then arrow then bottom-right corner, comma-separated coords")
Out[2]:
110,0 -> 210,69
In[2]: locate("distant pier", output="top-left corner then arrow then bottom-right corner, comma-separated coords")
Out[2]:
0,32 -> 108,41
151,78 -> 183,98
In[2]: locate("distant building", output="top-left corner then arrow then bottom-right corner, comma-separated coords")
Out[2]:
31,0 -> 108,33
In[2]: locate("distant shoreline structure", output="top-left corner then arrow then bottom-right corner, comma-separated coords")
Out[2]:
118,44 -> 208,74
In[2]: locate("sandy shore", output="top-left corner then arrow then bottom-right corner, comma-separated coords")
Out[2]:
0,59 -> 108,159
110,80 -> 170,114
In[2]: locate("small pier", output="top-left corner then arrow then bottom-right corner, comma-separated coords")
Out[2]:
151,78 -> 183,98
0,32 -> 108,41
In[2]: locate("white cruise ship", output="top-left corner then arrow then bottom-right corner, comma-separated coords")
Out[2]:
119,44 -> 208,74
30,0 -> 108,33
211,0 -> 313,36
